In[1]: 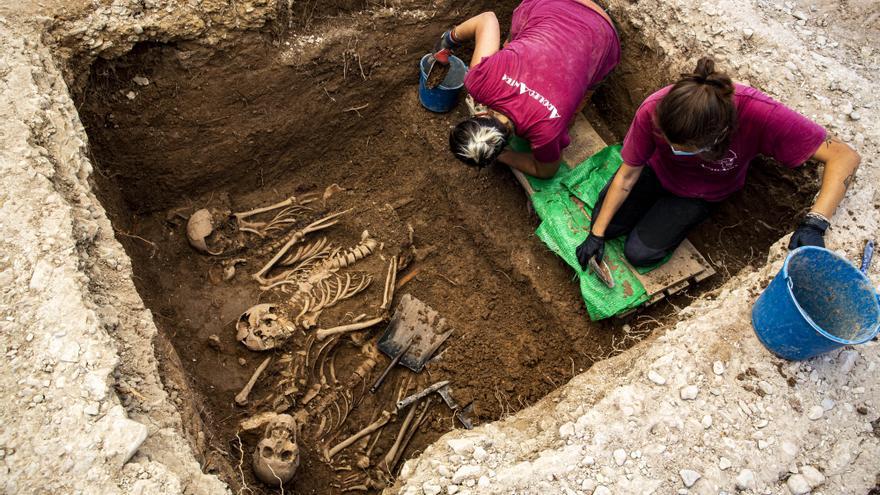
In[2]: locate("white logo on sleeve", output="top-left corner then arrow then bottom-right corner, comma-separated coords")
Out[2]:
502,74 -> 561,119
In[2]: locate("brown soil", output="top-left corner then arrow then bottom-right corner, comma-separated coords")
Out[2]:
75,5 -> 817,495
425,61 -> 450,89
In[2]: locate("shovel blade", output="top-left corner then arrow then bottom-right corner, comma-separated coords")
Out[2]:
377,294 -> 452,372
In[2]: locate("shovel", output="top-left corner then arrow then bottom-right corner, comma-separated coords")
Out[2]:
369,294 -> 453,393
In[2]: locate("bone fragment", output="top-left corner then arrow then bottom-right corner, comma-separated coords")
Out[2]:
383,400 -> 418,471
390,397 -> 432,470
315,316 -> 385,341
325,411 -> 392,460
380,255 -> 398,311
235,356 -> 271,406
239,411 -> 280,431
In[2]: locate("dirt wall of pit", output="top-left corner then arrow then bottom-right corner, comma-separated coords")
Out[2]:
0,0 -> 877,494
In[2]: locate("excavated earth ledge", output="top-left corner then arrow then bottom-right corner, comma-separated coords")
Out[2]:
0,1 -> 877,494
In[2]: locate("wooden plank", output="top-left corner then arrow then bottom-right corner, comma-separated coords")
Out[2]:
626,239 -> 715,298
564,113 -> 607,167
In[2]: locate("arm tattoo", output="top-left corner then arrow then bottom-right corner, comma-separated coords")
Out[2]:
843,172 -> 854,190
824,136 -> 843,149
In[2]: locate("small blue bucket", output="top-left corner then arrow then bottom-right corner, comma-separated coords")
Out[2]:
752,246 -> 880,360
418,54 -> 468,113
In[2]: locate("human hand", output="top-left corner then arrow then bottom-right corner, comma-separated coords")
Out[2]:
576,232 -> 606,269
432,29 -> 460,64
788,213 -> 830,250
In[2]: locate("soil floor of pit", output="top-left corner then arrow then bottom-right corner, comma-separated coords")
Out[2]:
77,24 -> 818,494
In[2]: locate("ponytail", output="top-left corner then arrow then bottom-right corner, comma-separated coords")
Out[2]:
656,57 -> 737,160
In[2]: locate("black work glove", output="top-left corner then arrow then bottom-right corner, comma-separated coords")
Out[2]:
576,233 -> 606,269
432,29 -> 460,64
788,213 -> 830,250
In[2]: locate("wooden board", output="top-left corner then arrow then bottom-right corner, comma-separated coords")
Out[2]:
513,114 -> 715,311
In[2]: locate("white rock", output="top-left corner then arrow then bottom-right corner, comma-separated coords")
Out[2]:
758,381 -> 774,395
718,457 -> 731,470
613,449 -> 627,466
736,469 -> 757,491
680,385 -> 699,400
451,465 -> 481,484
559,422 -> 575,438
582,455 -> 596,466
648,370 -> 666,385
472,446 -> 487,462
132,76 -> 150,86
839,350 -> 858,374
807,405 -> 824,420
437,465 -> 451,478
477,476 -> 490,488
800,465 -> 825,488
125,91 -> 137,100
787,474 -> 811,494
448,438 -> 475,455
447,485 -> 460,494
679,469 -> 701,487
98,407 -> 149,467
594,487 -> 611,495
821,398 -> 835,411
464,479 -> 475,488
581,479 -> 597,492
743,27 -> 755,39
701,415 -> 712,429
713,361 -> 725,375
423,482 -> 442,495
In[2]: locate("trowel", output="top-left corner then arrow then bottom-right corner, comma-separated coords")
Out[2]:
369,294 -> 453,393
588,257 -> 615,289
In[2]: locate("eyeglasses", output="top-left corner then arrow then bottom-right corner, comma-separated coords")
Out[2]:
668,127 -> 729,157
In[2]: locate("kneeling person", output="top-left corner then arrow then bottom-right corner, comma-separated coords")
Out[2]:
576,57 -> 860,269
439,0 -> 620,178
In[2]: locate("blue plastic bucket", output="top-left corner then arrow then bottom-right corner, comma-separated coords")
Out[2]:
751,246 -> 880,360
418,54 -> 468,113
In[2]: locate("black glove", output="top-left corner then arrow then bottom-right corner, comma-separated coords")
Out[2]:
576,233 -> 606,269
432,29 -> 460,64
788,213 -> 830,250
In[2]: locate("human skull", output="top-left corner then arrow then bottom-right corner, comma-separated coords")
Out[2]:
252,414 -> 299,485
186,208 -> 235,255
236,304 -> 293,351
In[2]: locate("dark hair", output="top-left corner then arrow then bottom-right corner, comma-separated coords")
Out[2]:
449,116 -> 511,168
656,57 -> 737,161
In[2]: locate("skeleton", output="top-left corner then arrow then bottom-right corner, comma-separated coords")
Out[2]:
252,414 -> 300,486
236,304 -> 295,351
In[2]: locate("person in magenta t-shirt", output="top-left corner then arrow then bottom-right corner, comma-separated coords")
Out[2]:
575,58 -> 861,270
434,0 -> 620,178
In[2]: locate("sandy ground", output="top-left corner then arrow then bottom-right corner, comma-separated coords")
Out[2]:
0,0 -> 877,494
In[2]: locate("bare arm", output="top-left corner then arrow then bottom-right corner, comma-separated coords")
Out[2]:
591,164 -> 643,236
808,137 -> 861,219
497,150 -> 561,179
452,12 -> 501,68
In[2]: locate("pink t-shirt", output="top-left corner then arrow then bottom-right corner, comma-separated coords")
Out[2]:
464,0 -> 620,163
621,84 -> 827,201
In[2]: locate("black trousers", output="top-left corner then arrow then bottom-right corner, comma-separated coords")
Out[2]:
592,167 -> 714,267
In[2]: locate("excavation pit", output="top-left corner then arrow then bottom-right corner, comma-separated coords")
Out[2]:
75,10 -> 819,494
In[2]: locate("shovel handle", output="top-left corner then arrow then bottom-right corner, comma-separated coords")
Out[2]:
369,343 -> 410,394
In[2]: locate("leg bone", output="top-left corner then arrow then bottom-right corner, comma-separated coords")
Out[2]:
235,356 -> 271,406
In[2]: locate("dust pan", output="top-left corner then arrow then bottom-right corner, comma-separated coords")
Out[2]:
377,293 -> 452,372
